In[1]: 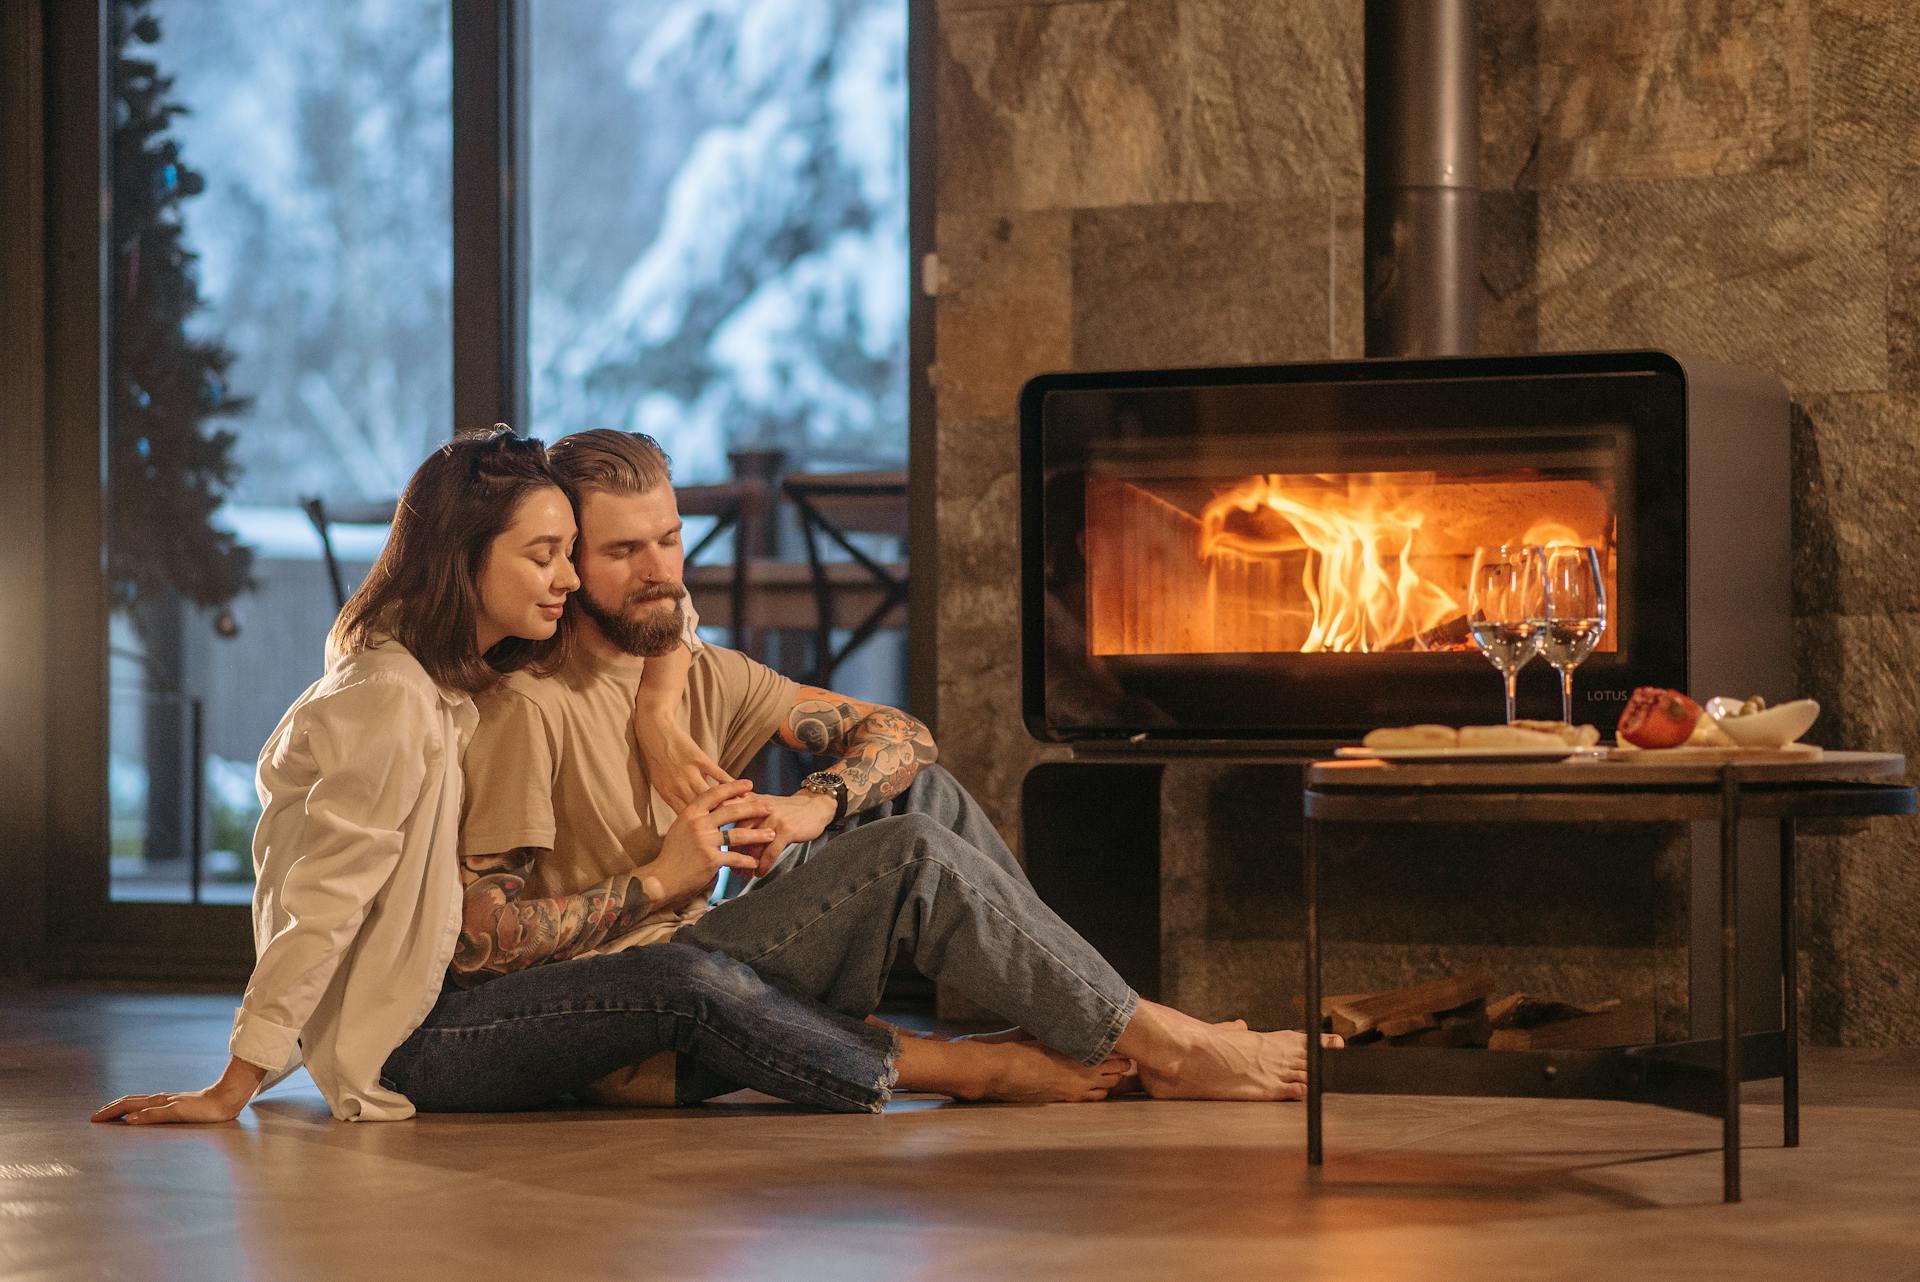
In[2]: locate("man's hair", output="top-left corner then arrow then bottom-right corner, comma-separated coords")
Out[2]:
532,429 -> 677,677
546,429 -> 673,499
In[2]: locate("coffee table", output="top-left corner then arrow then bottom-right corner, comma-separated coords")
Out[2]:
1301,751 -> 1914,1202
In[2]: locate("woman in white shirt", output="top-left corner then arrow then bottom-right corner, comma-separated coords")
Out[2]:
92,430 -> 1121,1124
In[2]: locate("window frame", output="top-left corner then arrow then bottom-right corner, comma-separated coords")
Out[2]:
22,0 -> 936,980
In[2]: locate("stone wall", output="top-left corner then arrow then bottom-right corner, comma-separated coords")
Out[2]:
931,0 -> 1919,1044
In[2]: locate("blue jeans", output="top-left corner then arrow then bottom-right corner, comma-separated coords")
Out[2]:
379,942 -> 898,1113
681,765 -> 1141,1066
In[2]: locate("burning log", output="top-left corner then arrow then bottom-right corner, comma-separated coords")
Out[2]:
1084,470 -> 1618,657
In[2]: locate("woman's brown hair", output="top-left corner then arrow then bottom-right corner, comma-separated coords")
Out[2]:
326,427 -> 565,693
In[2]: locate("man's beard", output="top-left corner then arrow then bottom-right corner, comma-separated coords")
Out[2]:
576,581 -> 688,657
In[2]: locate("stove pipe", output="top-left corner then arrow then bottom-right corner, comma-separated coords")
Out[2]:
1364,0 -> 1480,357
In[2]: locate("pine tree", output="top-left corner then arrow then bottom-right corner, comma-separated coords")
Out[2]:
110,0 -> 251,628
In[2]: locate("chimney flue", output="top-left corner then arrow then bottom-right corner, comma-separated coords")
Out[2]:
1364,0 -> 1480,357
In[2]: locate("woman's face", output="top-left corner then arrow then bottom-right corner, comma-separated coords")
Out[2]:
474,485 -> 581,652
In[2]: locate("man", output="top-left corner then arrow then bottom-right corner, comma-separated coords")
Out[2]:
456,429 -> 1337,1103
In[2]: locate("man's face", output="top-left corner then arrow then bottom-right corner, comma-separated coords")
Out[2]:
572,484 -> 688,657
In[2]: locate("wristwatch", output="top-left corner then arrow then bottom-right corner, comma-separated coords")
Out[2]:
799,770 -> 850,826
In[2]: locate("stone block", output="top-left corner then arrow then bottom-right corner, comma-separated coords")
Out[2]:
1813,0 -> 1920,169
938,0 -> 1088,11
1070,198 -> 1341,370
1791,393 -> 1920,617
934,212 -> 1072,423
1794,612 -> 1920,759
1478,188 -> 1539,353
1526,0 -> 1808,186
1536,166 -> 1886,396
1890,169 -> 1920,402
938,0 -> 1361,215
1799,823 -> 1920,1045
1479,0 -> 1542,192
931,413 -> 1021,599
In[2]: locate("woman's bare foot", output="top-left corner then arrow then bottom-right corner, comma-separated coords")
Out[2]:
972,1043 -> 1131,1103
891,1030 -> 1130,1103
1115,1003 -> 1343,1101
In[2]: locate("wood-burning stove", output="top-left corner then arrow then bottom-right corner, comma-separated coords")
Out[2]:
1015,350 -> 1794,1038
1023,350 -> 1788,744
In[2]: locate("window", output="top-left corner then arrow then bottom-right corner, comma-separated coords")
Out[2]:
107,0 -> 451,902
526,0 -> 908,482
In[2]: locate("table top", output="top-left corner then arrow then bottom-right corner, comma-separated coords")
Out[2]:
1307,750 -> 1907,790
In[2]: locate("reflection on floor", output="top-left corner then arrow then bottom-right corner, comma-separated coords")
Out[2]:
4,987 -> 1918,1281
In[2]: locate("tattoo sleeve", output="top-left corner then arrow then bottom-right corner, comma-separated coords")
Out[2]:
779,689 -> 939,818
450,846 -> 659,988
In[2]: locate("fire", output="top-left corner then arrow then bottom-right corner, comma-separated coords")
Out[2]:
1081,469 -> 1616,658
1521,520 -> 1585,548
1197,474 -> 1463,653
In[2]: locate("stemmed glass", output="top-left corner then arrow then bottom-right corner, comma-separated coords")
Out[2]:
1467,545 -> 1548,723
1542,545 -> 1608,724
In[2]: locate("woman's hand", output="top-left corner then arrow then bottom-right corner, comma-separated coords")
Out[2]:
648,780 -> 774,907
632,709 -> 733,813
631,644 -> 732,812
91,1057 -> 267,1125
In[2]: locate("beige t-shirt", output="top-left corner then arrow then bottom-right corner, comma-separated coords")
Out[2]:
461,643 -> 798,946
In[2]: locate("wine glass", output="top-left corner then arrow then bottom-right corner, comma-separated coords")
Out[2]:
1542,545 -> 1608,724
1467,545 -> 1548,723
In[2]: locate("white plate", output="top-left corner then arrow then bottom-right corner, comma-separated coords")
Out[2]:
1334,745 -> 1599,763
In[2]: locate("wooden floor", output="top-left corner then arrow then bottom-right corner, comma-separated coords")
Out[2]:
4,987 -> 1919,1282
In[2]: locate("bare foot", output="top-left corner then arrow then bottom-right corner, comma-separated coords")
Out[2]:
970,1043 -> 1131,1104
1137,1027 -> 1345,1101
1116,1003 -> 1343,1102
1110,1020 -> 1249,1096
891,1029 -> 1130,1103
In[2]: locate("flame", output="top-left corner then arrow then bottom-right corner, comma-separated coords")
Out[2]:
1521,520 -> 1585,548
1198,474 -> 1463,653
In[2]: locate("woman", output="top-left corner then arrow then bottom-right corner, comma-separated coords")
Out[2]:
94,430 -> 1121,1125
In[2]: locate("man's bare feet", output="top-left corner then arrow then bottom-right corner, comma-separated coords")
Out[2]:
1114,1002 -> 1343,1101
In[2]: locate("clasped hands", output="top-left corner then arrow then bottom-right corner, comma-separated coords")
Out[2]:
643,779 -> 840,908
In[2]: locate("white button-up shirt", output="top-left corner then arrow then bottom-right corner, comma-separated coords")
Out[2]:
230,639 -> 476,1121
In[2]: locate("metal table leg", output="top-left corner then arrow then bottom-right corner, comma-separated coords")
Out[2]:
1781,818 -> 1799,1149
1304,805 -> 1323,1167
1720,769 -> 1742,1203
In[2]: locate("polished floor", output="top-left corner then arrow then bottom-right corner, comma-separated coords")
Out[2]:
3,986 -> 1918,1282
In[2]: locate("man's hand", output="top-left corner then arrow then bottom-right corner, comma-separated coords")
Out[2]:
91,1056 -> 267,1125
730,789 -> 838,877
646,780 -> 777,908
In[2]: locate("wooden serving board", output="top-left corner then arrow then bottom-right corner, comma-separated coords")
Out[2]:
1606,743 -> 1822,763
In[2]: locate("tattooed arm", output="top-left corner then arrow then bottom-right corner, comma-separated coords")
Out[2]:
450,847 -> 666,988
775,687 -> 939,817
723,689 -> 937,877
452,782 -> 769,986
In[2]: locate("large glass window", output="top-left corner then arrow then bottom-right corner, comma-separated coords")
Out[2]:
526,0 -> 908,482
107,0 -> 450,902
